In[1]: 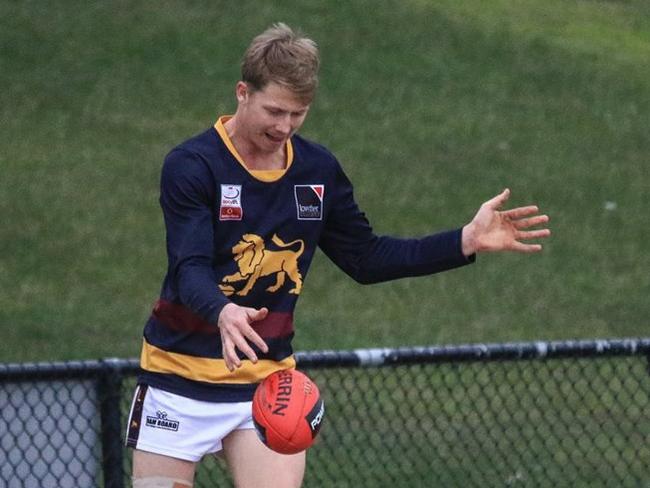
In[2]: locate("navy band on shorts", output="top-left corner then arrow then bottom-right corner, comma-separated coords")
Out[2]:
126,384 -> 148,448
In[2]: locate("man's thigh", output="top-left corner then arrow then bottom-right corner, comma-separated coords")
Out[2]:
132,450 -> 196,487
222,429 -> 306,488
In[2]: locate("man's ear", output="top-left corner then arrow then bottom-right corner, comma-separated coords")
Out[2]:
235,81 -> 249,104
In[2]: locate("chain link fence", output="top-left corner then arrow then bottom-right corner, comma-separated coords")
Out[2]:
1,339 -> 650,487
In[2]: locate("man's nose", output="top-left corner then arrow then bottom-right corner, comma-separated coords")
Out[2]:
276,114 -> 292,134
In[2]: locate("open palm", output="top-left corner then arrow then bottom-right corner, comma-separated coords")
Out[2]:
462,189 -> 551,255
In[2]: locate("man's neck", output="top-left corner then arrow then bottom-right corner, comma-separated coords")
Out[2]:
223,117 -> 286,170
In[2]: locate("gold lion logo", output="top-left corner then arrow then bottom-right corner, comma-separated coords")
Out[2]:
219,234 -> 305,297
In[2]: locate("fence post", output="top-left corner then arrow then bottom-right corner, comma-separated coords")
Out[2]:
97,358 -> 125,488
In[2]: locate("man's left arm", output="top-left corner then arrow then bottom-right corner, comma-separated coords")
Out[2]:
319,166 -> 549,284
318,165 -> 470,284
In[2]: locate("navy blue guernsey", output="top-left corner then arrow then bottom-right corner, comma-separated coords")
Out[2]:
138,116 -> 474,402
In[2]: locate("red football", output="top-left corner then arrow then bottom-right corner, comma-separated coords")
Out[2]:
252,369 -> 325,454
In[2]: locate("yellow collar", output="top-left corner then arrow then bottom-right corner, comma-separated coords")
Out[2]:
214,116 -> 293,183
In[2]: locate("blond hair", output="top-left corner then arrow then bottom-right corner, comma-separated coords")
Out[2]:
241,23 -> 320,103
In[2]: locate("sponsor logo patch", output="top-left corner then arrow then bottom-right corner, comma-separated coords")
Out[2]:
145,410 -> 180,432
294,184 -> 324,220
220,184 -> 242,221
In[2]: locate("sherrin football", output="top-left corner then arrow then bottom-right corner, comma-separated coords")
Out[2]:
252,369 -> 325,454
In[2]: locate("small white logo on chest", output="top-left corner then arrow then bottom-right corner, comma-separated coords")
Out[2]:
220,184 -> 242,221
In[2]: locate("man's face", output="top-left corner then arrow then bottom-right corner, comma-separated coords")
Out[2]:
235,81 -> 311,154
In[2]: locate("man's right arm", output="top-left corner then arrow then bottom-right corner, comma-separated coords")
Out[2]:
160,148 -> 229,325
161,149 -> 268,370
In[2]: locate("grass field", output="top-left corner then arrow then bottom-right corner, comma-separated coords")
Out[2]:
1,0 -> 649,363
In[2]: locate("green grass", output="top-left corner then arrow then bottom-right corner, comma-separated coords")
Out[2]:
1,0 -> 649,362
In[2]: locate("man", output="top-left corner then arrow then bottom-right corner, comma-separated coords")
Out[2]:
126,23 -> 550,488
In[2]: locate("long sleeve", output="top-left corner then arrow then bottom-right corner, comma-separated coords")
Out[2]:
160,149 -> 230,324
319,164 -> 474,284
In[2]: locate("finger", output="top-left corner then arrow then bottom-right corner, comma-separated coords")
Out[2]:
232,335 -> 259,363
484,188 -> 511,210
220,331 -> 239,371
224,339 -> 241,370
244,327 -> 269,353
229,349 -> 242,369
247,306 -> 268,322
501,205 -> 540,219
513,215 -> 549,229
511,242 -> 543,253
516,229 -> 551,240
219,329 -> 232,371
242,308 -> 269,352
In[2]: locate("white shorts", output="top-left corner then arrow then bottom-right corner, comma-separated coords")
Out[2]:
125,384 -> 255,462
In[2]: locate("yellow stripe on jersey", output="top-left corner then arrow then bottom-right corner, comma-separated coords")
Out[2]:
214,116 -> 294,182
140,339 -> 296,384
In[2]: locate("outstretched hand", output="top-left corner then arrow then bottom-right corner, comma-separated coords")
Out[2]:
462,189 -> 550,256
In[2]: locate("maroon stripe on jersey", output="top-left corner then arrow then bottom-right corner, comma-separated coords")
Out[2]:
153,299 -> 216,334
152,299 -> 293,338
251,311 -> 294,338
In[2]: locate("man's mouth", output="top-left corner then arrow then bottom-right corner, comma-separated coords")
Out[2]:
265,132 -> 286,144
